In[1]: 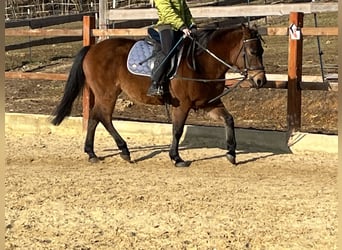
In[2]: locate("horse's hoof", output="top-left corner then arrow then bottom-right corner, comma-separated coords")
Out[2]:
174,160 -> 191,167
226,154 -> 236,165
120,153 -> 131,162
89,157 -> 100,163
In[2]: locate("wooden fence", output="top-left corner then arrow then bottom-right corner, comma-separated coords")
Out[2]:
5,12 -> 96,51
5,3 -> 338,133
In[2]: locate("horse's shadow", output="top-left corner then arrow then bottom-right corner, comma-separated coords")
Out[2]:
99,126 -> 290,166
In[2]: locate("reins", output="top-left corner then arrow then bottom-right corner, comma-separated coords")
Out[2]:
173,34 -> 248,103
174,35 -> 253,83
207,77 -> 245,104
173,33 -> 264,104
183,35 -> 245,77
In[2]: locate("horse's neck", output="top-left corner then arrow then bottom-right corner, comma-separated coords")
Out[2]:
210,29 -> 242,60
194,29 -> 243,77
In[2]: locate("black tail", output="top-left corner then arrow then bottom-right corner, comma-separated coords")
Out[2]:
51,46 -> 91,125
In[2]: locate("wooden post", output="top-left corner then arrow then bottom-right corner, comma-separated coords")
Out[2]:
99,0 -> 107,30
82,16 -> 95,131
98,0 -> 108,41
287,12 -> 304,133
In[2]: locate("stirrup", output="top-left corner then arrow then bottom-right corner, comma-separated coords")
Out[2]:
147,85 -> 164,97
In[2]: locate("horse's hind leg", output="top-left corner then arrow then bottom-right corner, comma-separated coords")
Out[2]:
206,105 -> 237,165
85,101 -> 130,163
100,114 -> 131,162
84,116 -> 100,163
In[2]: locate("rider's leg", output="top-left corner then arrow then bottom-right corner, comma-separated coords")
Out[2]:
147,27 -> 175,96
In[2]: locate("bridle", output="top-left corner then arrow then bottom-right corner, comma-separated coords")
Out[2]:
173,31 -> 265,103
176,33 -> 264,86
237,36 -> 265,86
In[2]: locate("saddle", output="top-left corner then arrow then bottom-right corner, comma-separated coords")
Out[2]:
127,27 -> 184,79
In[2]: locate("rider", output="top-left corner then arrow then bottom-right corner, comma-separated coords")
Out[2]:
147,0 -> 197,96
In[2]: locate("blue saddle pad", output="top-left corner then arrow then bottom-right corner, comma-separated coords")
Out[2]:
127,40 -> 153,77
127,39 -> 183,78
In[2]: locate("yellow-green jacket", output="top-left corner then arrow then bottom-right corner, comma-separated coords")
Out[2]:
154,0 -> 195,31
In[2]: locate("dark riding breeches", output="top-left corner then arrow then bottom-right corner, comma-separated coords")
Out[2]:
151,28 -> 179,84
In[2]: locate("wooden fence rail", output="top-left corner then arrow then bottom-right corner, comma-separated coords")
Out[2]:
4,71 -> 337,91
5,72 -> 67,81
5,26 -> 338,37
5,12 -> 96,29
5,26 -> 338,52
5,25 -> 338,92
106,3 -> 338,20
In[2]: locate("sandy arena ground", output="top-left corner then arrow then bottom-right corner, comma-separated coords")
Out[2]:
5,120 -> 338,249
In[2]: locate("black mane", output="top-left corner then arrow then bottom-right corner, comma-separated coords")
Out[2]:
192,23 -> 245,54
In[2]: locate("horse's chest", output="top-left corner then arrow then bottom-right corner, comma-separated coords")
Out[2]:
193,82 -> 224,97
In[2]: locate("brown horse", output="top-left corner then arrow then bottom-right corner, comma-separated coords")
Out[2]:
51,24 -> 266,167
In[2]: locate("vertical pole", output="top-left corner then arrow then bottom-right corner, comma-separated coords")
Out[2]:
98,0 -> 107,41
287,12 -> 304,133
99,0 -> 106,30
82,16 -> 95,131
313,12 -> 325,82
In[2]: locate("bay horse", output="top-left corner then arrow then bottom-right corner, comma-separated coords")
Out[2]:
51,23 -> 266,167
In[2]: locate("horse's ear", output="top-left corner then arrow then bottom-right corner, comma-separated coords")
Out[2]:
241,23 -> 258,31
251,23 -> 258,31
241,23 -> 249,34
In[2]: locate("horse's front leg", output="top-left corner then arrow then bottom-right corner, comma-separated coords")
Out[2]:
169,107 -> 190,167
206,104 -> 237,165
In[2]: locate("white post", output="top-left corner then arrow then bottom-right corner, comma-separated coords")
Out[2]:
98,0 -> 107,40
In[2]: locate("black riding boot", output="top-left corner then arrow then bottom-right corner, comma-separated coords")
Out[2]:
147,80 -> 164,96
147,48 -> 167,96
147,28 -> 175,97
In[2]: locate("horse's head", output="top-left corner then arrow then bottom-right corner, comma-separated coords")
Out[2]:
235,24 -> 266,88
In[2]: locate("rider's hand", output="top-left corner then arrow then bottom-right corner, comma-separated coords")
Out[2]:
181,27 -> 191,37
190,24 -> 197,36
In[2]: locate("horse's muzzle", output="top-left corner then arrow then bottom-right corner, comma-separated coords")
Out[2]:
248,69 -> 266,88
